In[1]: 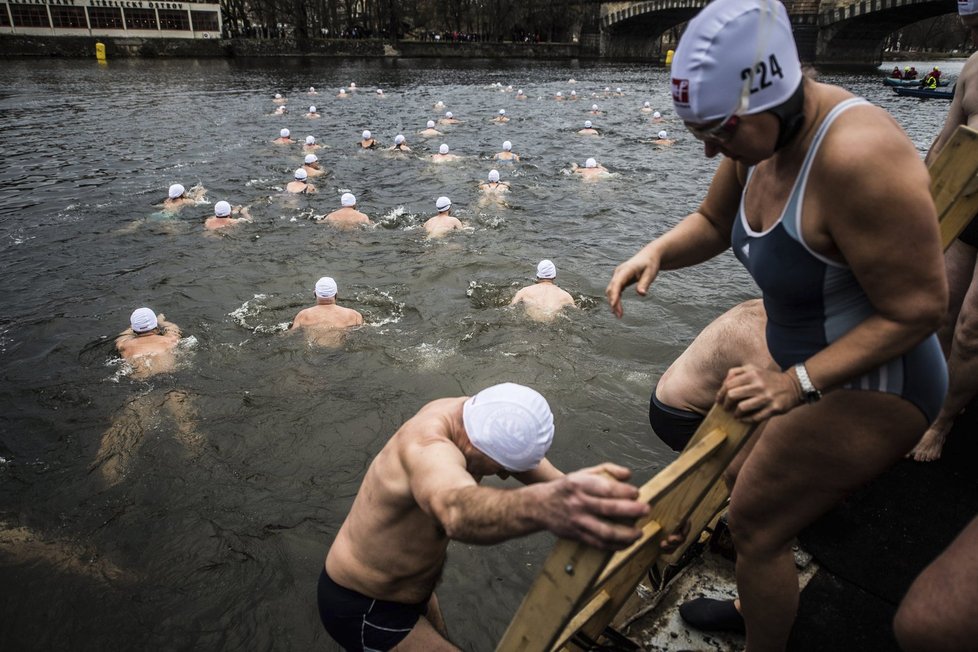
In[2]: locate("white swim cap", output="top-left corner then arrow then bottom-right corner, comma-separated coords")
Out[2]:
436,196 -> 452,211
570,90 -> 577,96
658,130 -> 668,139
426,120 -> 435,128
168,183 -> 185,199
394,134 -> 405,145
294,168 -> 307,180
274,93 -> 282,99
604,87 -> 610,92
960,0 -> 978,15
644,101 -> 651,108
315,276 -> 337,298
304,153 -> 318,164
436,101 -> 445,107
499,109 -> 506,115
462,383 -> 555,473
584,120 -> 593,128
439,144 -> 450,155
503,141 -> 512,151
308,86 -> 315,92
376,88 -> 383,94
488,169 -> 500,183
446,111 -> 454,118
339,89 -> 346,95
556,92 -> 563,97
591,104 -> 599,110
585,157 -> 597,168
341,192 -> 356,207
671,0 -> 802,122
305,135 -> 316,145
214,200 -> 231,217
616,87 -> 622,92
308,105 -> 317,113
350,82 -> 356,88
130,307 -> 158,333
517,89 -> 524,94
536,259 -> 556,279
280,128 -> 290,138
653,110 -> 662,118
362,130 -> 371,140
506,85 -> 513,91
568,78 -> 576,83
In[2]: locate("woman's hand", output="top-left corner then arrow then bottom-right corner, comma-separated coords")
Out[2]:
717,364 -> 804,423
606,247 -> 661,318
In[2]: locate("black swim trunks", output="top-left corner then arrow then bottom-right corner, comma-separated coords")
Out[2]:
317,567 -> 428,651
649,391 -> 704,452
959,215 -> 978,248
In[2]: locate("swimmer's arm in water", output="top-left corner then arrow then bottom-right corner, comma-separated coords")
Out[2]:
509,288 -> 527,306
156,314 -> 182,339
234,206 -> 253,221
606,157 -> 743,318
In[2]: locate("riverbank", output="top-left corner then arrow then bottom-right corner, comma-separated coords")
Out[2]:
0,35 -> 582,59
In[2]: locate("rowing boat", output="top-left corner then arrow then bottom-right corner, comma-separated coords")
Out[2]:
893,85 -> 954,100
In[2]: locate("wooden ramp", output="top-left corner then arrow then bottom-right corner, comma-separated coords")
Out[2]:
495,125 -> 978,652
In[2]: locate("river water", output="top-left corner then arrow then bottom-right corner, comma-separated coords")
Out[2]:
0,56 -> 962,650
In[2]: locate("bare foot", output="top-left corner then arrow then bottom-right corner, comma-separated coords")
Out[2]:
908,422 -> 952,462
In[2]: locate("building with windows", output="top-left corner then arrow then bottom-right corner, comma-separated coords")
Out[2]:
1,0 -> 222,38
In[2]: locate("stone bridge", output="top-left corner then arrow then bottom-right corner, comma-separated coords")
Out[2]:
589,0 -> 959,67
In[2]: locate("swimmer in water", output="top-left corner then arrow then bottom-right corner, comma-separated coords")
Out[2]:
479,169 -> 510,195
419,120 -> 443,138
589,104 -> 603,116
651,110 -> 664,122
115,308 -> 183,379
204,200 -> 251,231
337,88 -> 349,99
438,111 -> 461,125
307,86 -> 318,95
318,193 -> 372,229
572,157 -> 609,180
303,135 -> 322,152
359,130 -> 379,149
388,134 -> 411,153
431,143 -> 460,163
375,89 -> 385,98
510,260 -> 576,322
286,168 -> 316,194
554,91 -> 564,101
493,141 -> 520,162
493,109 -> 510,123
578,120 -> 600,136
653,129 -> 675,146
273,128 -> 295,144
641,101 -> 653,113
273,93 -> 286,105
273,105 -> 288,116
161,183 -> 199,212
424,196 -> 463,238
515,89 -> 527,100
569,90 -> 578,101
348,82 -> 357,91
434,100 -> 446,110
303,153 -> 326,177
306,105 -> 321,119
290,276 -> 364,347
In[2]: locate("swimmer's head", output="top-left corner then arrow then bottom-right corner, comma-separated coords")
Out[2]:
670,0 -> 802,124
604,87 -> 610,92
308,105 -> 317,113
305,135 -> 316,145
536,259 -> 556,279
658,130 -> 669,139
462,383 -> 555,473
304,153 -> 318,164
498,109 -> 506,115
616,87 -> 622,92
439,144 -> 450,155
517,89 -> 524,95
376,88 -> 383,94
446,111 -> 454,118
502,141 -> 512,151
315,276 -> 337,299
308,86 -> 315,92
436,101 -> 445,108
280,128 -> 290,138
556,92 -> 563,97
653,110 -> 662,118
214,201 -> 232,217
584,120 -> 592,129
488,169 -> 500,183
585,157 -> 597,168
570,90 -> 577,96
506,85 -> 513,91
362,130 -> 371,140
168,183 -> 185,199
130,307 -> 158,334
349,82 -> 356,89
436,196 -> 452,212
591,104 -> 599,110
426,120 -> 436,129
294,168 -> 308,181
394,134 -> 406,145
644,101 -> 651,108
274,93 -> 282,99
339,89 -> 346,95
341,192 -> 356,207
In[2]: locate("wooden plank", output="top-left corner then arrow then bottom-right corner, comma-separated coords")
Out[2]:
930,126 -> 978,247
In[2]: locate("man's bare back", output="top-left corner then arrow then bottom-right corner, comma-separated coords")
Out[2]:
424,215 -> 462,238
510,282 -> 575,322
115,313 -> 182,379
291,303 -> 363,346
321,207 -> 371,229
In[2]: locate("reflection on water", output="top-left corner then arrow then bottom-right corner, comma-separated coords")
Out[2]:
0,56 -> 960,650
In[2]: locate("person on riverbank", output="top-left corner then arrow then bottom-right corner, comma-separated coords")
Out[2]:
431,144 -> 460,163
204,200 -> 251,231
359,130 -> 378,149
510,260 -> 576,322
572,157 -> 608,180
419,120 -> 442,137
605,2 -> 947,647
908,2 -> 978,463
286,168 -> 315,194
318,193 -> 372,229
162,183 -> 200,212
116,308 -> 183,379
578,120 -> 599,136
424,196 -> 462,237
318,382 -> 650,651
290,276 -> 363,346
272,128 -> 294,144
493,141 -> 519,162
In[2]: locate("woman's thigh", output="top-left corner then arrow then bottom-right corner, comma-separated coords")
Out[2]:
728,390 -> 927,553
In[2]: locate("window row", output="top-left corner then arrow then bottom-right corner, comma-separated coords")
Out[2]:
3,4 -> 219,31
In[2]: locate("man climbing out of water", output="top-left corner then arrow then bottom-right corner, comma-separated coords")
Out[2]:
510,260 -> 576,322
115,308 -> 183,379
319,382 -> 653,651
290,277 -> 363,345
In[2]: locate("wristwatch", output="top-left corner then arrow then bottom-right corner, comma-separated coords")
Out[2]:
793,363 -> 822,403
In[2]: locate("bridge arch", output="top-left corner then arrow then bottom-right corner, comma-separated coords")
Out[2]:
598,0 -> 708,59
